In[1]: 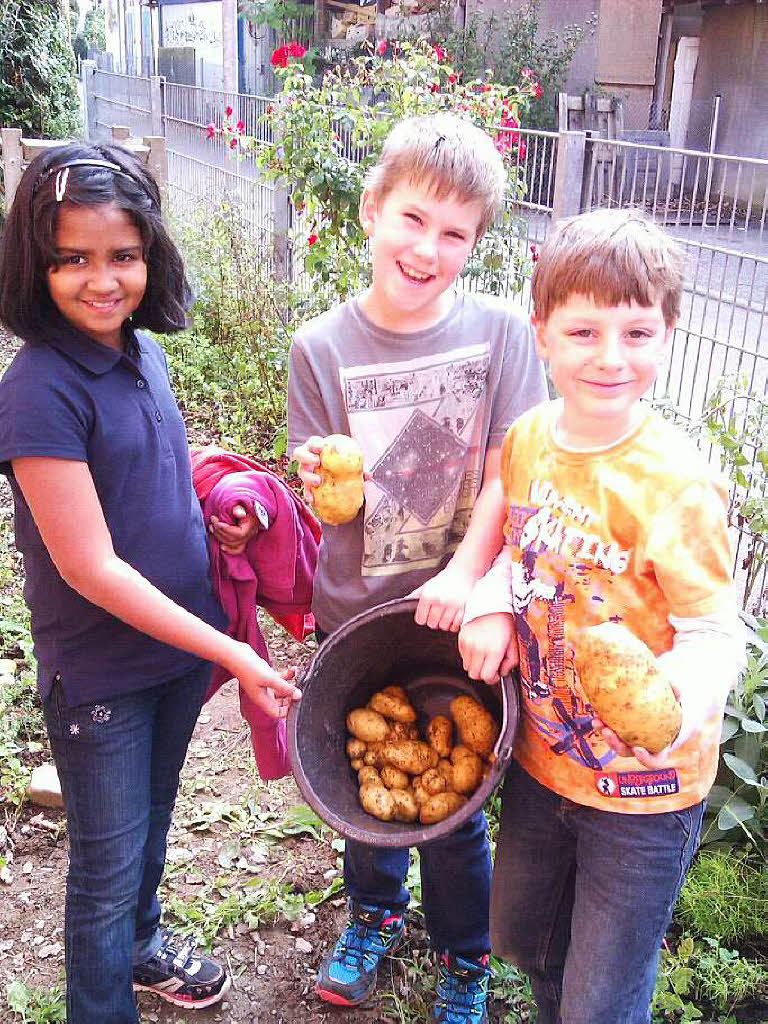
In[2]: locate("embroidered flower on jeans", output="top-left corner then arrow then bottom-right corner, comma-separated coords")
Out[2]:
91,705 -> 111,724
69,723 -> 80,736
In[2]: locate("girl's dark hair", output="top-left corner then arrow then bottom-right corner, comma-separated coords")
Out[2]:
0,142 -> 192,341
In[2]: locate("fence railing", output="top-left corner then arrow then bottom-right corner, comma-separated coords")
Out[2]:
77,66 -> 768,615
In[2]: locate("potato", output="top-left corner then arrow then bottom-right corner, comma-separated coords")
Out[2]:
363,741 -> 388,768
380,765 -> 410,790
313,434 -> 364,526
436,759 -> 455,791
358,766 -> 382,787
382,685 -> 409,701
451,751 -> 483,795
450,695 -> 500,757
347,738 -> 367,760
382,740 -> 439,775
412,776 -> 429,806
359,783 -> 396,821
347,708 -> 389,743
388,721 -> 420,741
574,622 -> 682,754
350,757 -> 364,771
420,767 -> 447,796
391,788 -> 419,823
426,714 -> 453,759
369,690 -> 417,724
450,744 -> 476,765
419,792 -> 467,825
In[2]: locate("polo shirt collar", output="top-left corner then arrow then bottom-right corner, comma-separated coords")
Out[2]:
44,316 -> 142,374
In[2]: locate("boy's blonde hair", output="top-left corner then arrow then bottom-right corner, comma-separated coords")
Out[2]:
364,112 -> 507,240
532,209 -> 685,326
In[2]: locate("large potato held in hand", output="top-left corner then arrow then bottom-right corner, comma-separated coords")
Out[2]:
574,622 -> 682,755
313,434 -> 364,526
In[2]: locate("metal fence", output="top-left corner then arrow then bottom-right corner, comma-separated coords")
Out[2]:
81,68 -> 768,614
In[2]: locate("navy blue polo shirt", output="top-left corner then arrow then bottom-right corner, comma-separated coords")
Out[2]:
0,319 -> 226,707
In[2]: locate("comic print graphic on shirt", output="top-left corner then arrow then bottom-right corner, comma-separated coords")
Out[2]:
507,481 -> 633,776
340,343 -> 490,578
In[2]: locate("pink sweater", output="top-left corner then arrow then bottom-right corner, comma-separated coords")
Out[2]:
191,447 -> 320,780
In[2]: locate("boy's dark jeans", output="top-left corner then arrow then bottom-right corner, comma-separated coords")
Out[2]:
43,664 -> 210,1024
314,626 -> 492,956
491,762 -> 705,1024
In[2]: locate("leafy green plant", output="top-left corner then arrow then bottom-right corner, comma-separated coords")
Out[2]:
701,619 -> 767,858
212,38 -> 537,305
0,0 -> 81,141
166,203 -> 297,457
6,979 -> 65,1024
677,851 -> 768,943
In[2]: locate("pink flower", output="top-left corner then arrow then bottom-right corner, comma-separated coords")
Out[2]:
308,233 -> 318,246
229,137 -> 238,150
448,73 -> 458,84
530,244 -> 539,263
432,44 -> 447,62
518,138 -> 528,160
479,82 -> 491,93
521,67 -> 533,78
225,105 -> 233,118
206,122 -> 216,138
532,81 -> 542,99
377,39 -> 388,55
236,119 -> 245,134
428,80 -> 440,93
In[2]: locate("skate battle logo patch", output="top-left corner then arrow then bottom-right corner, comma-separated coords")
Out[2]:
595,768 -> 680,799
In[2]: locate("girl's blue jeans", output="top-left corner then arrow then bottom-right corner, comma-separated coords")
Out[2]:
43,663 -> 210,1024
491,762 -> 705,1024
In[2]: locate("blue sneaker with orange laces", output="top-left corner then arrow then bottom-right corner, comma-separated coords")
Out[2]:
315,900 -> 405,1006
430,952 -> 492,1023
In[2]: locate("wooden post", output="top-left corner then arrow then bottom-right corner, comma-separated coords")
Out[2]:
143,136 -> 167,190
81,59 -> 97,141
150,76 -> 164,138
552,130 -> 587,223
1,128 -> 24,213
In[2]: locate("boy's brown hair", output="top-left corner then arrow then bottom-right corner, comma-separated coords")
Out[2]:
532,209 -> 685,326
364,112 -> 507,240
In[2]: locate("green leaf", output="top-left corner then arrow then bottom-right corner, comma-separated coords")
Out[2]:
704,785 -> 733,808
717,797 -> 755,829
719,717 -> 740,743
723,752 -> 759,783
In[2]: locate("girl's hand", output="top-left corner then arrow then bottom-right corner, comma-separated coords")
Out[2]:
210,504 -> 262,555
231,643 -> 301,718
293,437 -> 324,505
459,613 -> 519,684
411,563 -> 478,632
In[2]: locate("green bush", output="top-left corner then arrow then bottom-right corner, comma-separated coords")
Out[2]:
677,851 -> 768,943
0,0 -> 81,139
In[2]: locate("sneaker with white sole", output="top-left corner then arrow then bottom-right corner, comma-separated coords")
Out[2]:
315,900 -> 405,1006
132,927 -> 231,1009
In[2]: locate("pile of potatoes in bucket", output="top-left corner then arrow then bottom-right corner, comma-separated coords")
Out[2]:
346,686 -> 500,826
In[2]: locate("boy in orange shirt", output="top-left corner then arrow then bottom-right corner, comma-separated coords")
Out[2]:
458,209 -> 745,1023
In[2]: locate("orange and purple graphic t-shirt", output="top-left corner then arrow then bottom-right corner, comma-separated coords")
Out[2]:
501,401 -> 733,814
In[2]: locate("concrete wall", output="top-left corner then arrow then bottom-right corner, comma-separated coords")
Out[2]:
687,5 -> 768,161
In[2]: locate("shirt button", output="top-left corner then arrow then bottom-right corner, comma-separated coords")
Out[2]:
155,411 -> 162,422
136,379 -> 146,389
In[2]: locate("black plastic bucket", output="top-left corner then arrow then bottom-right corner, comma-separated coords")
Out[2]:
287,597 -> 520,847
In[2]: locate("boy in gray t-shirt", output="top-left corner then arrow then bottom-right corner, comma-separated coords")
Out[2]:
290,113 -> 547,1022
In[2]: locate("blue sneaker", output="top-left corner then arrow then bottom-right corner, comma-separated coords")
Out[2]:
430,952 -> 492,1023
315,900 -> 405,1006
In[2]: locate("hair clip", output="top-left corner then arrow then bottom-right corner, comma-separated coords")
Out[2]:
434,133 -> 447,150
54,168 -> 70,203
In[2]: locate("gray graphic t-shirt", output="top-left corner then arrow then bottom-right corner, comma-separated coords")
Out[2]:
287,292 -> 547,632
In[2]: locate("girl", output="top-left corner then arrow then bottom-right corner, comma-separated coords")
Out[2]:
0,143 -> 301,1023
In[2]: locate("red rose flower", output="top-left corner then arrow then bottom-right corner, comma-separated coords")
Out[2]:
236,119 -> 245,134
518,138 -> 528,160
377,39 -> 388,55
530,244 -> 539,262
271,44 -> 289,68
287,41 -> 306,58
229,137 -> 238,150
225,105 -> 233,118
532,81 -> 542,99
432,44 -> 447,62
206,123 -> 216,138
308,233 -> 318,246
428,80 -> 440,93
448,73 -> 458,84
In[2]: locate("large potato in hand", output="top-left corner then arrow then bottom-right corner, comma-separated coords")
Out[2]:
574,622 -> 681,755
313,434 -> 364,526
